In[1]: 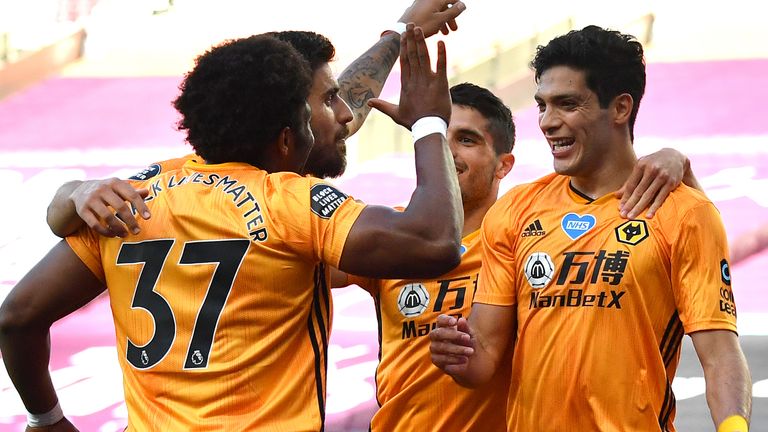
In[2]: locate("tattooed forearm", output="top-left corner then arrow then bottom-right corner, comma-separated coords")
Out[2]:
338,33 -> 401,136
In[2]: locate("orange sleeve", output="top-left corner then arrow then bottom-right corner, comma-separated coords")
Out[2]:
670,201 -> 738,334
264,175 -> 366,268
65,227 -> 105,283
474,193 -> 519,306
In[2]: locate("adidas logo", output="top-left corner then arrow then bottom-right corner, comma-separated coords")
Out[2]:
521,219 -> 546,237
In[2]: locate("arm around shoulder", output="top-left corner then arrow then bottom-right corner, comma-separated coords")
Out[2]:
46,178 -> 150,238
46,180 -> 84,237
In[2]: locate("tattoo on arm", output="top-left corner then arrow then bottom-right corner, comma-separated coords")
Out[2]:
338,34 -> 400,134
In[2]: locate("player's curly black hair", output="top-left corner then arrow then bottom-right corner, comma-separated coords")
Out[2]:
450,83 -> 516,154
531,25 -> 646,141
173,35 -> 313,166
267,31 -> 336,72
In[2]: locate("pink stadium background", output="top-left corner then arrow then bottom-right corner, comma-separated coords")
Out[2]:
1,4 -> 767,427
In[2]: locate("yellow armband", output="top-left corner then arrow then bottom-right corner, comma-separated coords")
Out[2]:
717,415 -> 748,432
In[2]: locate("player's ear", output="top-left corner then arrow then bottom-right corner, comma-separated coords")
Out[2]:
612,93 -> 633,127
276,126 -> 293,157
495,153 -> 515,180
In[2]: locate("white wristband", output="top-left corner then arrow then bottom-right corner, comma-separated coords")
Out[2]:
411,116 -> 448,142
27,401 -> 64,428
381,22 -> 407,36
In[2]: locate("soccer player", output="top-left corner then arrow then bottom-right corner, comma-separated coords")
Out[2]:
0,25 -> 462,431
45,0 -> 467,238
430,25 -> 752,432
334,82 -> 703,431
45,0 -> 686,239
333,82 -> 515,431
43,32 -> 705,432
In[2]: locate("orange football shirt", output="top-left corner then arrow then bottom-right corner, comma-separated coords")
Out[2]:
476,173 -> 737,431
126,154 -> 198,181
351,229 -> 509,431
67,160 -> 366,431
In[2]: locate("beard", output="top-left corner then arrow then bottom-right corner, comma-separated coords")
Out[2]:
305,143 -> 346,178
305,127 -> 349,179
308,151 -> 346,178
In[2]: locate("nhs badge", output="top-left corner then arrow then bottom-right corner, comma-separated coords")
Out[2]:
561,213 -> 596,240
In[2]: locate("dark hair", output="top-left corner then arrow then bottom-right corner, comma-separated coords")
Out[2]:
450,83 -> 515,154
531,25 -> 646,140
173,35 -> 312,165
267,30 -> 336,72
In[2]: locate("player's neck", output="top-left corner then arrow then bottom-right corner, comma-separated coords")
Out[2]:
462,192 -> 497,237
570,143 -> 637,199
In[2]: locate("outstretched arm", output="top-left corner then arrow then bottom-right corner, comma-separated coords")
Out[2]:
338,24 -> 462,279
689,330 -> 752,430
0,241 -> 105,429
338,0 -> 466,136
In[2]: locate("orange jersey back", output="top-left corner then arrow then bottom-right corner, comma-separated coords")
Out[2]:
477,173 -> 737,432
67,160 -> 366,431
126,153 -> 198,180
352,230 -> 509,431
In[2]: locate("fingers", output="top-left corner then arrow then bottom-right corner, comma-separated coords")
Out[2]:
617,166 -> 644,216
619,168 -> 654,218
440,1 -> 465,25
435,40 -> 447,82
368,98 -> 400,121
429,314 -> 474,367
436,313 -> 458,328
79,209 -> 116,237
413,27 -> 430,73
404,23 -> 420,79
430,325 -> 474,371
76,195 -> 128,237
447,18 -> 458,32
623,176 -> 663,219
641,181 -> 675,219
621,156 -> 684,218
108,184 -> 150,235
455,316 -> 471,334
72,179 -> 150,237
399,23 -> 411,82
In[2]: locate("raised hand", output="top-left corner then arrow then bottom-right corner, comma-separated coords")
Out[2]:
399,0 -> 467,37
368,23 -> 451,129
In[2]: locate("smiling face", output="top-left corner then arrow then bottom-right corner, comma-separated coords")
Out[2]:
448,105 -> 510,211
534,65 -> 616,178
303,63 -> 353,179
